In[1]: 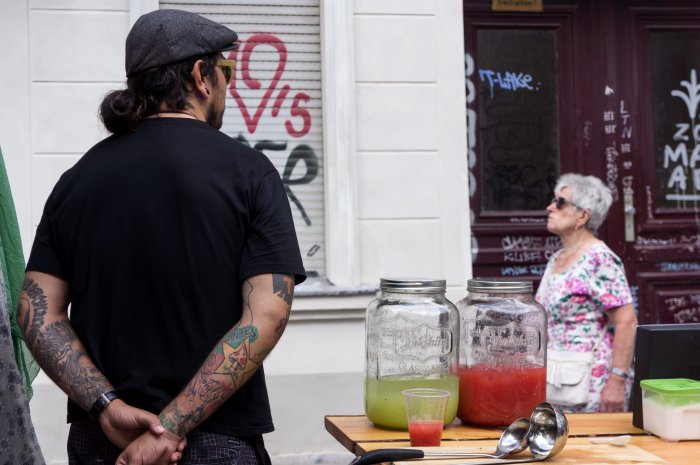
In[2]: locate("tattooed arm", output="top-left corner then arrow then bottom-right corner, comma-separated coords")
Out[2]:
116,273 -> 295,465
18,272 -> 113,409
16,271 -> 182,456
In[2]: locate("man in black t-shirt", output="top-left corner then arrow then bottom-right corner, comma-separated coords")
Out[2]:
17,9 -> 305,465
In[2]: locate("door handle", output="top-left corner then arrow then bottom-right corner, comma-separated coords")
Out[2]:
624,192 -> 635,242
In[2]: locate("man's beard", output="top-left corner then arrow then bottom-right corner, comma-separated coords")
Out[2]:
206,99 -> 224,129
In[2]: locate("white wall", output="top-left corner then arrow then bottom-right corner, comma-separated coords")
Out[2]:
0,0 -> 31,258
2,0 -> 470,463
354,0 -> 470,303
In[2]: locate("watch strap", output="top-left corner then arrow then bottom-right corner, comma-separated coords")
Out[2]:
89,391 -> 119,421
609,367 -> 629,380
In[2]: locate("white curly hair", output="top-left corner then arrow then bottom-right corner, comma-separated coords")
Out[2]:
554,173 -> 613,233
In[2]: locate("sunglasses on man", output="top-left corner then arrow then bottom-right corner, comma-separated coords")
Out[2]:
215,59 -> 236,86
551,196 -> 586,211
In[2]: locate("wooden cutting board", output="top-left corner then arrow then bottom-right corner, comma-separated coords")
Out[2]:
391,444 -> 671,465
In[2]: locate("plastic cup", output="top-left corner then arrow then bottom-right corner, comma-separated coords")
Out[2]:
402,388 -> 450,447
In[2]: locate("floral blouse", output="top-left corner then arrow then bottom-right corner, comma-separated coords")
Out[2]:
535,242 -> 633,413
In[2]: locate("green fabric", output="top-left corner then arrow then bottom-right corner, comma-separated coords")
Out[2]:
0,147 -> 39,399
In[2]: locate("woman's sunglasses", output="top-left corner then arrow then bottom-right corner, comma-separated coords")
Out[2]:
551,196 -> 585,211
215,59 -> 236,86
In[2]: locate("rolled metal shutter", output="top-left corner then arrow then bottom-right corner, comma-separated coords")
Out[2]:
160,0 -> 325,277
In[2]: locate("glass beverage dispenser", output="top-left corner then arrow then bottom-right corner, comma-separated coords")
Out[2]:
457,279 -> 547,427
365,278 -> 459,429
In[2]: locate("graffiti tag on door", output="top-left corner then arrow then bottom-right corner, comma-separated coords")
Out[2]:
663,69 -> 700,201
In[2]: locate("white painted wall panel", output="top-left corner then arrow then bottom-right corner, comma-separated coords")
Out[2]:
0,1 -> 32,258
354,0 -> 436,15
434,0 -> 471,286
354,15 -> 437,82
30,84 -> 112,154
31,155 -> 81,225
358,152 -> 440,218
356,83 -> 438,151
264,319 -> 365,376
359,220 -> 442,283
31,0 -> 129,10
30,10 -> 128,82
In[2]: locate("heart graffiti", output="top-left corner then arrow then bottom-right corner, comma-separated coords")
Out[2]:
228,33 -> 311,138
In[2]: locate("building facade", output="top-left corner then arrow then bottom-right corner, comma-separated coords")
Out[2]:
3,0 -> 700,463
0,1 -> 469,463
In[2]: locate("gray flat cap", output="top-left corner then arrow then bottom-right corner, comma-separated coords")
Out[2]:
126,9 -> 238,77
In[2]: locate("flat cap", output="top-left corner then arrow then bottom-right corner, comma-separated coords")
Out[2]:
126,9 -> 238,77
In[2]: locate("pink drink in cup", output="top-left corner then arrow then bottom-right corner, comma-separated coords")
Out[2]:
402,388 -> 451,447
407,420 -> 444,446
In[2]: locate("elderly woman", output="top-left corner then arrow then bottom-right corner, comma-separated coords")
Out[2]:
535,173 -> 638,413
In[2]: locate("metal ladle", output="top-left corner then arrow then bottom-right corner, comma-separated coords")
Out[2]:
448,402 -> 569,465
447,402 -> 569,465
527,402 -> 569,461
348,417 -> 531,465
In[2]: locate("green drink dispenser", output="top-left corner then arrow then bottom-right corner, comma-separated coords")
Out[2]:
364,278 -> 459,429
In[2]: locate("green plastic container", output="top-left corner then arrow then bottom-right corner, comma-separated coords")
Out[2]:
640,378 -> 700,406
640,378 -> 700,441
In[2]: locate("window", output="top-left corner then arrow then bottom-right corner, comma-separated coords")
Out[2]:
161,0 -> 327,277
476,29 -> 559,212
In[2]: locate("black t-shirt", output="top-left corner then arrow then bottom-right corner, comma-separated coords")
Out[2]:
26,118 -> 306,436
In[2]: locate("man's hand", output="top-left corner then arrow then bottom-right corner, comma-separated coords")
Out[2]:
600,375 -> 626,412
99,400 -> 169,449
115,429 -> 183,465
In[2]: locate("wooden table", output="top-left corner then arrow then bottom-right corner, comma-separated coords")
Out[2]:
325,414 -> 700,465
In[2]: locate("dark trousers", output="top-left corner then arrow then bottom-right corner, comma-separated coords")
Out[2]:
67,418 -> 272,465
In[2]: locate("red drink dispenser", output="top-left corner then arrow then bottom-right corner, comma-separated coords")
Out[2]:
457,279 -> 547,427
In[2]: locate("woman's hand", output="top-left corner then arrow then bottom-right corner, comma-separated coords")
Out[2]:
602,303 -> 637,412
600,374 -> 626,412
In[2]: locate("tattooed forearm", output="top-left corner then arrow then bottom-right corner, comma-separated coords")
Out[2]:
160,404 -> 206,437
159,326 -> 262,436
158,273 -> 292,438
32,321 -> 112,410
17,275 -> 112,412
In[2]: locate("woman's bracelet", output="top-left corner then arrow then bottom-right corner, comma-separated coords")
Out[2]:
609,367 -> 630,380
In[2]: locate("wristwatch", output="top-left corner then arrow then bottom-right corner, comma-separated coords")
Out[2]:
89,391 -> 119,421
609,367 -> 630,380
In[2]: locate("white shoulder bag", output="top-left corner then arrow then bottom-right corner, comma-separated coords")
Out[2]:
546,325 -> 607,407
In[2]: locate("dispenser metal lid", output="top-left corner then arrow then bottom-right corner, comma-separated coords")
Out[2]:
380,278 -> 446,293
467,278 -> 533,293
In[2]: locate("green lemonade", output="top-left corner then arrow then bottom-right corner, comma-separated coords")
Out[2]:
365,375 -> 459,429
